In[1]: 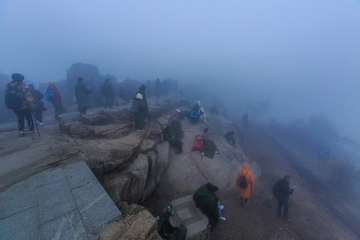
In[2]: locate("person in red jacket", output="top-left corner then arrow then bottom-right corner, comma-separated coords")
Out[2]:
46,82 -> 63,120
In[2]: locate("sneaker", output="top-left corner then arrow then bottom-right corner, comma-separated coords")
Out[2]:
167,203 -> 174,215
30,130 -> 37,134
19,131 -> 25,137
218,205 -> 224,210
218,217 -> 226,221
214,151 -> 219,154
38,122 -> 44,126
201,152 -> 205,156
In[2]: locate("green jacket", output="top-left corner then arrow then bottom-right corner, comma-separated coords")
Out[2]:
75,82 -> 93,109
193,185 -> 219,229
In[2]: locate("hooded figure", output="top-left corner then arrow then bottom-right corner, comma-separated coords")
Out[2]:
193,183 -> 223,230
224,131 -> 236,147
133,93 -> 147,130
200,128 -> 219,158
46,82 -> 63,120
5,73 -> 35,136
101,78 -> 115,108
75,77 -> 94,115
273,175 -> 294,221
135,84 -> 148,117
235,163 -> 254,207
163,118 -> 184,154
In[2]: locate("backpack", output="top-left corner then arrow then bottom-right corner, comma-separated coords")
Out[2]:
192,134 -> 203,150
130,100 -> 139,113
5,84 -> 22,109
189,110 -> 199,119
238,170 -> 249,188
272,180 -> 282,199
45,89 -> 54,101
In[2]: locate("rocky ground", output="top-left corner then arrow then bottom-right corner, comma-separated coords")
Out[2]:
1,96 -> 359,240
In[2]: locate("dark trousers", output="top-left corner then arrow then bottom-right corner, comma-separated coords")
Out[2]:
13,109 -> 34,132
35,110 -> 43,123
51,102 -> 63,117
277,198 -> 289,217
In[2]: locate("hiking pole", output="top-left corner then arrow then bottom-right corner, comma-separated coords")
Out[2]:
31,111 -> 40,136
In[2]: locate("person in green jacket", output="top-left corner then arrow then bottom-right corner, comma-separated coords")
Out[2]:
101,78 -> 115,109
135,85 -> 149,118
163,118 -> 184,154
75,77 -> 94,115
133,93 -> 147,130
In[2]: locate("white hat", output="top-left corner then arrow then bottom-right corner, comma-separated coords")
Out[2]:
197,101 -> 201,105
136,93 -> 143,100
176,109 -> 181,113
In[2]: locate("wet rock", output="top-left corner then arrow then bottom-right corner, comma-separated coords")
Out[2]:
59,121 -> 92,139
139,139 -> 156,152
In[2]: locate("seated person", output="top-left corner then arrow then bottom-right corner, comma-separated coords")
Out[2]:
193,183 -> 225,231
224,131 -> 236,147
157,203 -> 187,240
199,107 -> 207,123
200,128 -> 220,158
163,118 -> 184,154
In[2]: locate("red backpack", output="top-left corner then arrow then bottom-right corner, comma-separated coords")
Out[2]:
192,135 -> 203,150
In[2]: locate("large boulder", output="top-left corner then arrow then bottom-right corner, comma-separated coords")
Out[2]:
78,114 -> 115,125
99,109 -> 134,123
59,121 -> 92,139
80,134 -> 142,175
99,204 -> 160,240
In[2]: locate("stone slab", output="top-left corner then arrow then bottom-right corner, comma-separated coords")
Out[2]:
36,168 -> 65,187
0,176 -> 37,219
63,161 -> 97,190
72,181 -> 121,235
39,210 -> 88,240
0,206 -> 38,240
37,178 -> 76,224
177,207 -> 193,220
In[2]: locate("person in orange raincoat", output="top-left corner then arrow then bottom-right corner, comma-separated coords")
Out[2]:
235,163 -> 254,207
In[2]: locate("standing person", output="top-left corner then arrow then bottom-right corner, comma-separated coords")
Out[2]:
272,175 -> 294,221
136,85 -> 148,118
101,78 -> 115,109
46,82 -> 63,120
29,84 -> 46,125
133,93 -> 147,130
155,78 -> 161,98
4,73 -> 35,136
75,77 -> 93,115
235,163 -> 254,208
242,112 -> 249,129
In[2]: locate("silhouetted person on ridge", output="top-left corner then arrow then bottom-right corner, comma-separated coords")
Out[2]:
75,77 -> 94,115
101,78 -> 115,109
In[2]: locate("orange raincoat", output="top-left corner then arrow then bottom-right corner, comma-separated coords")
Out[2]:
235,163 -> 254,199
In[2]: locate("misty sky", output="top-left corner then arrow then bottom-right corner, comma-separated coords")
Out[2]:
1,0 -> 360,140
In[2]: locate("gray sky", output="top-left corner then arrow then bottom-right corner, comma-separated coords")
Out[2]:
1,0 -> 360,140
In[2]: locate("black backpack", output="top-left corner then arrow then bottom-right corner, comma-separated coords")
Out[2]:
239,170 -> 249,188
5,84 -> 22,109
272,180 -> 281,199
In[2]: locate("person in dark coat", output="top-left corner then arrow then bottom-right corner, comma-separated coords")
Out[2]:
200,128 -> 220,158
102,79 -> 115,109
273,175 -> 294,221
133,93 -> 146,130
224,131 -> 236,147
155,78 -> 161,98
75,77 -> 94,115
242,112 -> 249,129
46,82 -> 63,120
29,84 -> 46,125
135,85 -> 148,118
5,73 -> 35,136
163,118 -> 184,154
193,183 -> 225,230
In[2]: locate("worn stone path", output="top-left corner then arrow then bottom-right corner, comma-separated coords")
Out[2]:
0,161 -> 121,240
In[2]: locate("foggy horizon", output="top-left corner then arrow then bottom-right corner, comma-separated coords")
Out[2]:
1,0 -> 360,142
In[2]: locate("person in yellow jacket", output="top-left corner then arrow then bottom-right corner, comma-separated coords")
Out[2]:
235,163 -> 254,207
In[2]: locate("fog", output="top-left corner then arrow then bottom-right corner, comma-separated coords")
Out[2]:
1,0 -> 360,141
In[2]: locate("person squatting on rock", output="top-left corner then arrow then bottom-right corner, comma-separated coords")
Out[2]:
236,162 -> 254,208
75,77 -> 94,115
224,131 -> 236,147
156,203 -> 187,240
133,93 -> 147,130
163,117 -> 184,154
29,84 -> 46,125
5,73 -> 36,136
200,128 -> 220,158
193,183 -> 225,231
189,101 -> 201,124
272,175 -> 294,221
46,82 -> 63,120
101,78 -> 115,109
